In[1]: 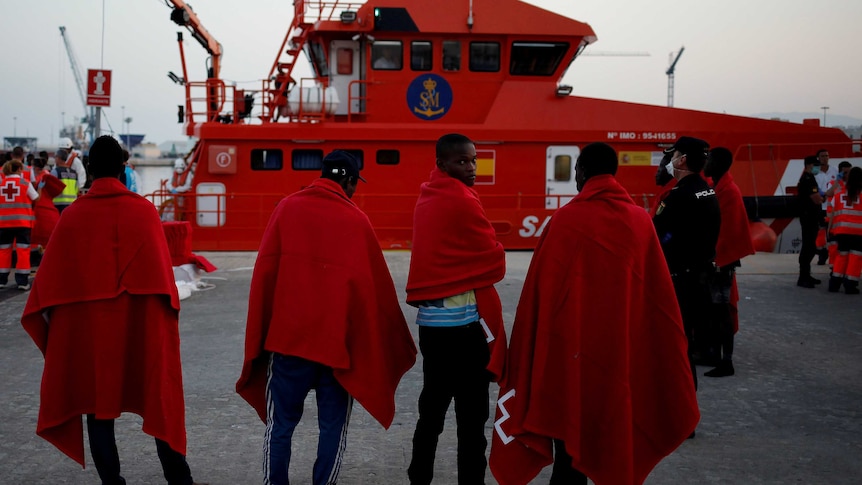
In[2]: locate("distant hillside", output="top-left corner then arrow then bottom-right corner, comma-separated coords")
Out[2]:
751,112 -> 862,127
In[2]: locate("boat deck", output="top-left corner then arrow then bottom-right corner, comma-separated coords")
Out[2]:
1,251 -> 859,484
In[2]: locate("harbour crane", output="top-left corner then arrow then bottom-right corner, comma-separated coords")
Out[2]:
58,26 -> 95,146
666,46 -> 685,107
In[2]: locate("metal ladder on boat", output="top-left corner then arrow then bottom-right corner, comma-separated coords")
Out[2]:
262,0 -> 366,122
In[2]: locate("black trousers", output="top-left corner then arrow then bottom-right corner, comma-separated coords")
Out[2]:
86,415 -> 194,485
672,271 -> 713,391
550,439 -> 588,485
798,214 -> 820,278
408,322 -> 491,485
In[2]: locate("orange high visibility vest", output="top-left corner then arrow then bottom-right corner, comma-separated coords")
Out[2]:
830,190 -> 862,236
0,175 -> 36,228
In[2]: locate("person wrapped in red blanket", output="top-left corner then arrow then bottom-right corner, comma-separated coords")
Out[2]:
702,147 -> 756,377
489,143 -> 699,485
21,135 -> 205,485
405,133 -> 507,485
236,150 -> 416,485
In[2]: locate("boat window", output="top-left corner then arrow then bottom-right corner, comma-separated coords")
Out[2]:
251,149 -> 283,171
510,42 -> 569,76
307,42 -> 330,77
336,48 -> 354,75
372,41 -> 403,70
292,149 -> 324,170
554,155 -> 572,181
376,150 -> 400,165
469,42 -> 500,72
443,41 -> 461,71
411,41 -> 432,71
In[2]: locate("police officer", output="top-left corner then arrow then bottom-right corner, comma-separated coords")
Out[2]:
796,155 -> 823,288
653,136 -> 721,395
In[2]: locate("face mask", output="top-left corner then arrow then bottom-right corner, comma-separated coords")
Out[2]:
837,171 -> 845,181
665,163 -> 675,177
812,166 -> 821,175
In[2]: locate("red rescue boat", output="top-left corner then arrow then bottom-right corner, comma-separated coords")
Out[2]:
155,0 -> 856,250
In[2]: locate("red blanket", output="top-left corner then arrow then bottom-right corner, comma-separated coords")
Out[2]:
31,172 -> 64,246
489,175 -> 699,485
237,178 -> 417,428
714,173 -> 755,333
406,168 -> 507,380
21,177 -> 184,466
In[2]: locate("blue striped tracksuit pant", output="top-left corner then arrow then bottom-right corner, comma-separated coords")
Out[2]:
264,353 -> 352,485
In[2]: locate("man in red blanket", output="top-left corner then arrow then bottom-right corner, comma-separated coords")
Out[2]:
489,143 -> 699,485
21,136 -> 206,485
237,150 -> 416,485
702,147 -> 756,377
406,133 -> 507,485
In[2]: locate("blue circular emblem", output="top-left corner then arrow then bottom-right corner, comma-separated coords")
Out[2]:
406,74 -> 452,121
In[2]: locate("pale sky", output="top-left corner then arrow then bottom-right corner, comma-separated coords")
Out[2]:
3,0 -> 861,147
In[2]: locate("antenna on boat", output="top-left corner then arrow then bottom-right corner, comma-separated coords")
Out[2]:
666,46 -> 685,107
467,0 -> 474,30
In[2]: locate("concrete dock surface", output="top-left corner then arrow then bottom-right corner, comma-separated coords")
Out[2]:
1,251 -> 860,484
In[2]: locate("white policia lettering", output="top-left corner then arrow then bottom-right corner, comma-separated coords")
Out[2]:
695,189 -> 716,199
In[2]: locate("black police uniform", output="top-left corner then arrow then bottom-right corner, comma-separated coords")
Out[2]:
796,171 -> 822,285
653,173 -> 721,390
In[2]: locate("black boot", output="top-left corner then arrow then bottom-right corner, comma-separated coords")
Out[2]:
845,280 -> 860,295
828,276 -> 843,293
704,360 -> 735,377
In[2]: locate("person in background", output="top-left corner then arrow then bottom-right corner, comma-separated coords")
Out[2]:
797,156 -> 823,288
653,136 -> 721,396
119,149 -> 139,194
237,150 -> 416,485
21,135 -> 208,485
406,133 -> 508,485
702,147 -> 756,377
50,149 -> 80,214
57,137 -> 88,192
823,161 -> 854,267
29,158 -> 63,270
814,149 -> 838,265
827,166 -> 862,294
489,142 -> 698,485
0,159 -> 39,290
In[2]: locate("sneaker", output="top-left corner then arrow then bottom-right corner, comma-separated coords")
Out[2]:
17,284 -> 31,291
704,361 -> 735,377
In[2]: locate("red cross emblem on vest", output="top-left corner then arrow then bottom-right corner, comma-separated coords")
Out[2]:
1,181 -> 21,202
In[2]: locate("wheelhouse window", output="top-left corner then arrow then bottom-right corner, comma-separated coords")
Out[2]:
251,149 -> 283,170
292,149 -> 324,170
510,42 -> 569,76
442,41 -> 461,71
411,41 -> 432,71
376,150 -> 400,165
469,42 -> 500,72
372,41 -> 403,70
554,155 -> 572,181
307,42 -> 330,77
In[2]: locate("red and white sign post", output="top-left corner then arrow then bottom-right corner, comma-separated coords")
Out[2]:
86,69 -> 112,107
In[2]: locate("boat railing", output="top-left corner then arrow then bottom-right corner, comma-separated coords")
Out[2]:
347,79 -> 372,121
295,0 -> 367,24
183,78 -> 256,128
